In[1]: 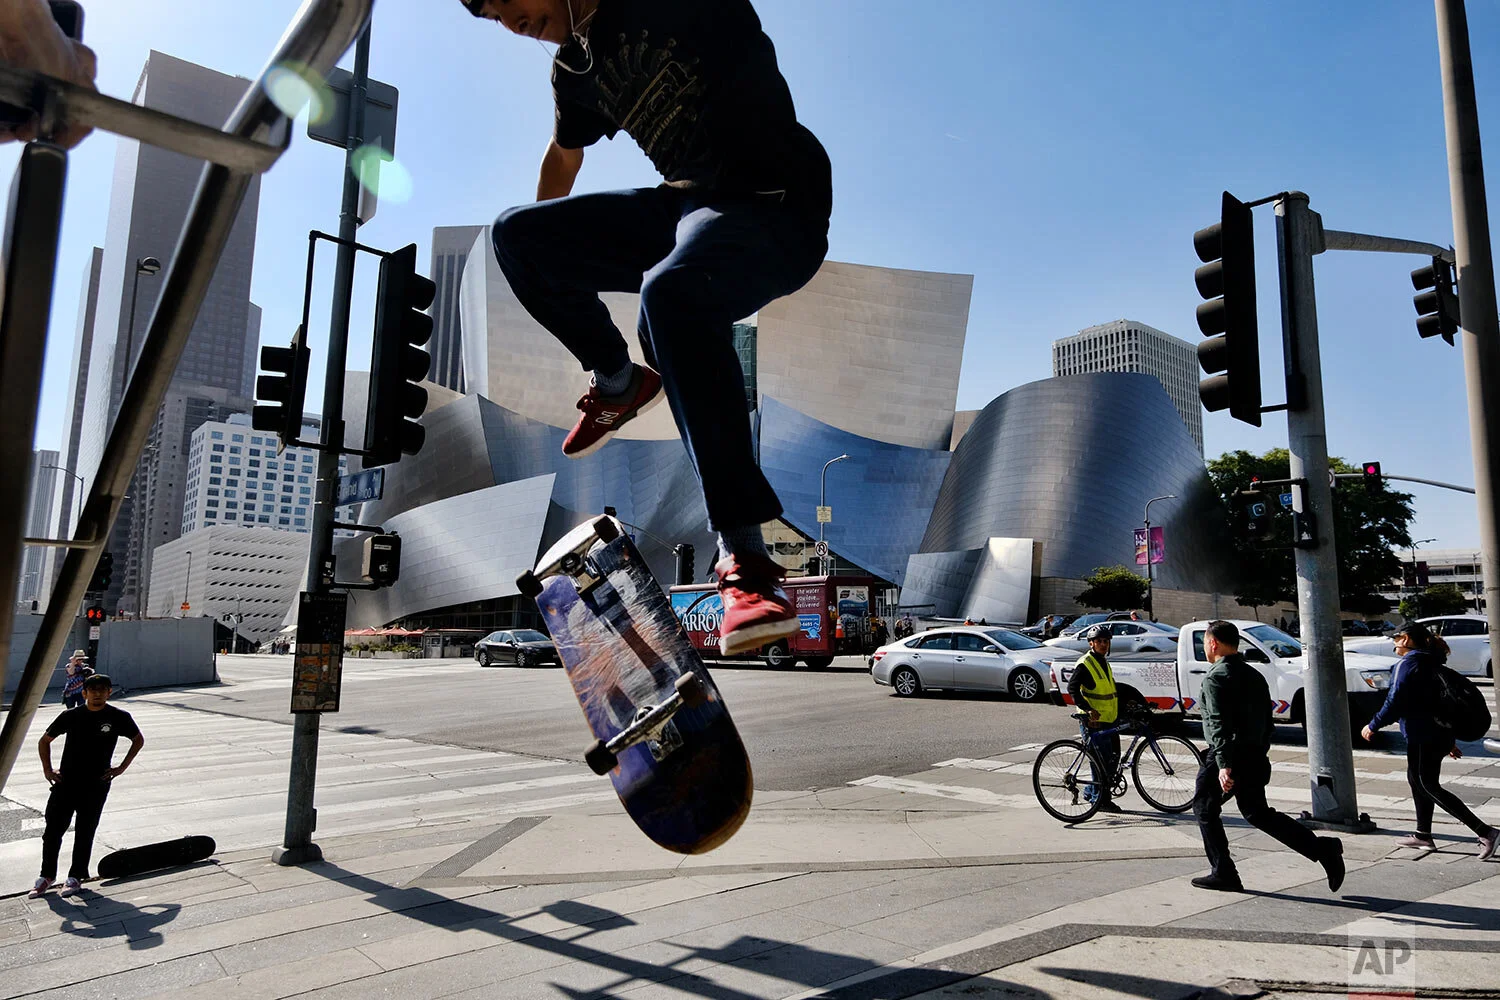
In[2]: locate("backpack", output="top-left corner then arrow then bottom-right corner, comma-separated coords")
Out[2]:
1430,664 -> 1493,742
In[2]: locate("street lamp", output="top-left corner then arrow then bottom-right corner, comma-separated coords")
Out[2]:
819,454 -> 849,575
1142,494 -> 1177,621
121,255 -> 161,388
42,463 -> 85,535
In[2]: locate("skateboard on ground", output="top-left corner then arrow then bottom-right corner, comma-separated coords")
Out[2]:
96,835 -> 216,880
519,515 -> 752,854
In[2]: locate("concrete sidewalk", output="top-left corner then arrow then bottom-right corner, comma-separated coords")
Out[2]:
2,696 -> 1499,998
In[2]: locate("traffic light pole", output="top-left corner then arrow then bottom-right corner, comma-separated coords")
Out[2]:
1275,193 -> 1368,832
1434,0 -> 1500,741
274,23 -> 372,867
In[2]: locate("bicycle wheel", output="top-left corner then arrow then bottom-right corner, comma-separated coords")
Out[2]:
1032,739 -> 1104,823
1131,733 -> 1204,814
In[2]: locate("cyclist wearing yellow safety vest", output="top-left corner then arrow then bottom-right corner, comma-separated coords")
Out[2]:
1068,624 -> 1122,812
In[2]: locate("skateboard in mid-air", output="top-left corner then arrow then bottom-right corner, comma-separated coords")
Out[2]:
518,515 -> 752,854
97,835 -> 216,880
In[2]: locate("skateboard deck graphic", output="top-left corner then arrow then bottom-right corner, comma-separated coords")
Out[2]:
522,516 -> 752,854
97,835 -> 216,879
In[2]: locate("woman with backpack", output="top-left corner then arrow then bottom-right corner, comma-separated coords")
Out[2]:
1362,621 -> 1498,859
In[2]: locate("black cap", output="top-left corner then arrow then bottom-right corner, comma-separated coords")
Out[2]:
81,673 -> 111,690
1393,621 -> 1433,643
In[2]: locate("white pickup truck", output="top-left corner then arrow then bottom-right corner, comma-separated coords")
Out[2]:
1045,619 -> 1398,731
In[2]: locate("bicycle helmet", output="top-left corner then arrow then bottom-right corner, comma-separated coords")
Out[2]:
1083,624 -> 1112,643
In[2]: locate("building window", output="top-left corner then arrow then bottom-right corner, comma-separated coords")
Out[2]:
295,518 -> 306,527
299,486 -> 311,495
207,488 -> 220,497
226,501 -> 238,510
245,492 -> 257,501
249,459 -> 260,468
212,443 -> 225,453
278,517 -> 290,526
258,515 -> 270,523
207,500 -> 219,508
230,446 -> 242,455
280,506 -> 291,515
249,448 -> 261,457
205,510 -> 217,519
232,434 -> 244,443
211,431 -> 224,440
283,485 -> 294,494
230,457 -> 241,466
297,475 -> 308,484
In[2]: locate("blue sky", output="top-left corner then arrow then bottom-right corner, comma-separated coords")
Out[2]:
10,0 -> 1499,551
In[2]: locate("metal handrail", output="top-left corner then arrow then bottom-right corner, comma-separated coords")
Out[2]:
0,0 -> 375,796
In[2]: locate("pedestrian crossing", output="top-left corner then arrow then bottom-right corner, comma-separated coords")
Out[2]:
842,739 -> 1500,823
0,698 -> 615,893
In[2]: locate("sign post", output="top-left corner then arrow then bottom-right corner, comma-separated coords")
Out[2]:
290,592 -> 347,714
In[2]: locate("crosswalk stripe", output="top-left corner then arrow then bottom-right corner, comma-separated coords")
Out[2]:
849,775 -> 1039,809
933,758 -> 1028,773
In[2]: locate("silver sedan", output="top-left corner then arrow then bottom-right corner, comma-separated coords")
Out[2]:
870,626 -> 1053,702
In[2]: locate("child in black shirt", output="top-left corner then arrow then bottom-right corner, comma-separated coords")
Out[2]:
30,674 -> 144,898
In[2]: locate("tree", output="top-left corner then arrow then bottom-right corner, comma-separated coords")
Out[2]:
1205,449 -> 1415,612
1076,565 -> 1149,611
1401,584 -> 1469,621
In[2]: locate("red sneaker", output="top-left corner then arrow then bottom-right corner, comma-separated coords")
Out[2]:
562,364 -> 664,459
715,552 -> 800,656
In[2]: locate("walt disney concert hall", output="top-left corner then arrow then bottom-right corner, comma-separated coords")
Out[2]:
330,232 -> 1234,632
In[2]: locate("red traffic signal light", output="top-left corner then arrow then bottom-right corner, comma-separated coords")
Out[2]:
85,606 -> 105,624
1362,461 -> 1382,492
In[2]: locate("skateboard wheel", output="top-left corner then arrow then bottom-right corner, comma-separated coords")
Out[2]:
584,739 -> 618,776
593,515 -> 619,543
516,571 -> 543,599
675,672 -> 708,709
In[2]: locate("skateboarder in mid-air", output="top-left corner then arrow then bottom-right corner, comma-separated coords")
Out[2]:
461,0 -> 833,656
29,674 -> 144,898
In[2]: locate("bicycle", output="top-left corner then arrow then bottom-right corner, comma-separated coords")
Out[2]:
1031,709 -> 1204,822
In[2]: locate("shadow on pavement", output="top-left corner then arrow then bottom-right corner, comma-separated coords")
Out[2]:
1341,895 -> 1500,931
1033,967 -> 1216,999
310,863 -> 1046,998
45,891 -> 181,950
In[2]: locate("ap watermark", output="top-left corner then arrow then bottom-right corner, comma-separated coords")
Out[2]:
1347,917 -> 1417,999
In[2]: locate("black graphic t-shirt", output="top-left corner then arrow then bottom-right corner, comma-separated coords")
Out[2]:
46,705 -> 140,783
552,0 -> 832,218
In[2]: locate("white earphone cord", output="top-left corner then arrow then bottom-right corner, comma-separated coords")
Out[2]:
548,0 -> 596,75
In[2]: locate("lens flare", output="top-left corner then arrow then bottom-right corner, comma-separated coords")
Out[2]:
351,144 -> 413,203
264,61 -> 334,125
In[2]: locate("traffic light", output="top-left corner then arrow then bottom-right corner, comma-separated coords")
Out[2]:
84,606 -> 104,624
252,324 -> 311,450
1362,461 -> 1383,492
87,551 -> 113,594
362,533 -> 402,586
1194,192 -> 1262,426
364,243 -> 436,467
674,543 -> 695,586
1411,257 -> 1459,346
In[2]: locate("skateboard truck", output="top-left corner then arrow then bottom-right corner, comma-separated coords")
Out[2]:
584,672 -> 709,775
517,515 -> 620,599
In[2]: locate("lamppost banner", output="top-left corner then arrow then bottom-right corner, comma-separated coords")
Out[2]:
1134,527 -> 1165,566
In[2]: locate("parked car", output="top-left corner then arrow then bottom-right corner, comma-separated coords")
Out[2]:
1056,611 -> 1144,638
1343,614 -> 1491,677
1020,614 -> 1078,639
1043,620 -> 1399,733
870,626 -> 1053,701
474,629 -> 558,667
1043,619 -> 1179,655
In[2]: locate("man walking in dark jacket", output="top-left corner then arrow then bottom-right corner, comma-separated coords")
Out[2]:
1191,621 -> 1345,892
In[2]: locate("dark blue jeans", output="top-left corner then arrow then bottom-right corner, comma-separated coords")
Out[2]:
491,186 -> 829,531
